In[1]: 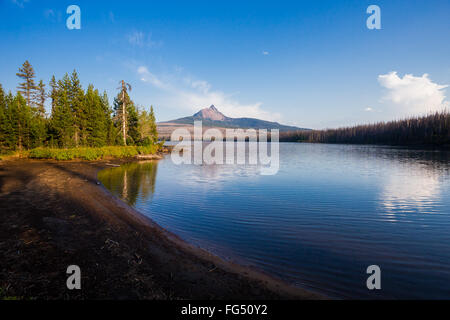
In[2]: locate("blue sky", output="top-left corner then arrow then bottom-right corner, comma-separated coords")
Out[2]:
0,0 -> 449,129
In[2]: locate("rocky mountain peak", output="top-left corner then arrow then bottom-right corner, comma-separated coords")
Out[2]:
193,105 -> 227,121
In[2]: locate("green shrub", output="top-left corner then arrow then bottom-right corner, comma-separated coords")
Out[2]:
28,145 -> 161,161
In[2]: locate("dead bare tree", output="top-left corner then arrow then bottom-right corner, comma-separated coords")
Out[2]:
117,80 -> 132,146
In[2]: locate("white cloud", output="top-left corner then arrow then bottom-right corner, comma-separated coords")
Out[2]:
109,11 -> 115,23
189,80 -> 211,94
136,65 -> 281,121
127,31 -> 161,48
378,71 -> 449,115
365,107 -> 373,112
176,87 -> 279,121
137,66 -> 168,89
11,0 -> 29,8
262,51 -> 270,56
43,9 -> 54,18
43,8 -> 62,22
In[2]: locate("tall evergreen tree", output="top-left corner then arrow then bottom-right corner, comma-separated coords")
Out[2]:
50,79 -> 75,147
29,107 -> 47,148
35,79 -> 47,117
127,101 -> 139,145
137,105 -> 158,145
0,85 -> 10,150
49,75 -> 58,114
69,70 -> 86,146
100,91 -> 117,146
16,61 -> 37,106
9,93 -> 35,150
149,105 -> 158,143
85,85 -> 107,147
2,92 -> 16,150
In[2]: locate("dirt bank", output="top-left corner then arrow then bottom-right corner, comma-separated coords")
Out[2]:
0,159 -> 323,300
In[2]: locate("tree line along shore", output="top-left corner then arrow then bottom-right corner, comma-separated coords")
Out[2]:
0,61 -> 161,159
279,111 -> 450,146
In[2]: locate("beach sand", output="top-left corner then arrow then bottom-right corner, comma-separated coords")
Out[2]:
0,159 -> 323,300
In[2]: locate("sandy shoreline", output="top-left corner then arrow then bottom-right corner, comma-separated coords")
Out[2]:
0,158 -> 324,300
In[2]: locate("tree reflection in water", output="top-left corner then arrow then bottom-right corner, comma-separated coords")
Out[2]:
98,161 -> 159,206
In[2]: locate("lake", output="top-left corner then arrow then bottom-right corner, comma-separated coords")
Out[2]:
98,143 -> 450,299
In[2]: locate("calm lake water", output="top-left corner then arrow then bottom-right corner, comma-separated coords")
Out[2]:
98,143 -> 450,299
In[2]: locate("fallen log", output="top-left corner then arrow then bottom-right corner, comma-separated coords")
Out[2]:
134,154 -> 163,160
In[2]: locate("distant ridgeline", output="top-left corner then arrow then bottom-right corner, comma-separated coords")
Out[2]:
162,105 -> 307,131
160,106 -> 449,147
0,61 -> 159,153
280,111 -> 450,147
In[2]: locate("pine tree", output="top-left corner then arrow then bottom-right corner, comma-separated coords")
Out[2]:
0,85 -> 10,151
85,85 -> 107,147
149,105 -> 158,143
127,101 -> 139,145
29,114 -> 47,148
69,70 -> 86,146
47,76 -> 59,147
35,80 -> 47,117
2,92 -> 16,149
16,61 -> 37,106
49,75 -> 58,114
50,79 -> 75,147
101,91 -> 116,146
137,105 -> 158,145
9,93 -> 35,150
